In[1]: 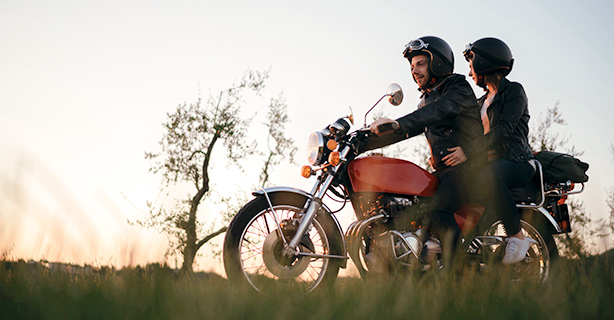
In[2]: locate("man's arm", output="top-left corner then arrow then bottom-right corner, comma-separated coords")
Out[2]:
396,77 -> 474,135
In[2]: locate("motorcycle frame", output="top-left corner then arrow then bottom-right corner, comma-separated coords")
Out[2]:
253,133 -> 582,272
514,160 -> 562,233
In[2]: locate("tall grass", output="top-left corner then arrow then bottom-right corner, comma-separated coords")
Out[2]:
1,257 -> 612,320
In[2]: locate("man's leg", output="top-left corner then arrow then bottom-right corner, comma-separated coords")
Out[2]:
428,167 -> 465,267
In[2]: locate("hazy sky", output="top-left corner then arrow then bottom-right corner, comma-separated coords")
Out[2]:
1,0 -> 613,272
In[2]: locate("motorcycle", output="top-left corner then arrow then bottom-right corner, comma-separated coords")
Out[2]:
222,84 -> 584,293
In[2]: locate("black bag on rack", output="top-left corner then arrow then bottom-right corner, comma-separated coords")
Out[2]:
534,151 -> 589,183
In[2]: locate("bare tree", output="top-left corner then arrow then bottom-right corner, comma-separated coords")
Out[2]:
605,187 -> 614,249
140,70 -> 269,274
530,101 -> 583,157
258,94 -> 297,188
529,102 -> 611,258
606,143 -> 614,248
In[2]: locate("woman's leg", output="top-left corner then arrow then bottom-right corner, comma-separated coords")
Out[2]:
476,159 -> 537,264
476,159 -> 534,235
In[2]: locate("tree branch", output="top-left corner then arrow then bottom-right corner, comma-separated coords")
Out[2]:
189,150 -> 206,161
196,226 -> 228,251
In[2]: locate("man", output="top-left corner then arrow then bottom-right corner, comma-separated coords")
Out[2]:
366,36 -> 485,266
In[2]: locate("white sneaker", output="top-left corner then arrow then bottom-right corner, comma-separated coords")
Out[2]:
502,236 -> 538,265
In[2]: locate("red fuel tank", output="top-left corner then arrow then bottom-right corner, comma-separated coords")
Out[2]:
348,156 -> 438,197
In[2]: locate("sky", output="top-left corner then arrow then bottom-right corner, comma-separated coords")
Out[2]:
1,0 -> 613,274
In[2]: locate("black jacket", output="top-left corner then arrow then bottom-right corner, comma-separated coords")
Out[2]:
464,78 -> 533,163
365,74 -> 485,170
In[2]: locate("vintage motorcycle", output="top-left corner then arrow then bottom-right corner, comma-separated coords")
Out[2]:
223,84 -> 584,293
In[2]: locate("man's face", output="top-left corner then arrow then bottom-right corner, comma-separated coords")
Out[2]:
411,55 -> 431,90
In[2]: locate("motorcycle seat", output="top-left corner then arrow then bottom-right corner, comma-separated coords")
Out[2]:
511,159 -> 544,207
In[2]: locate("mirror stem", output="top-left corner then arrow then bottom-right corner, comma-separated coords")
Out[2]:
363,94 -> 390,127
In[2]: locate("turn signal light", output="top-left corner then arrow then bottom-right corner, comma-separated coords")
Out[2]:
328,151 -> 341,166
326,139 -> 338,151
301,165 -> 313,178
557,195 -> 568,206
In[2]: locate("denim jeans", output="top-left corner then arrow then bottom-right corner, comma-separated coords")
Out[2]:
475,158 -> 534,235
428,163 -> 474,260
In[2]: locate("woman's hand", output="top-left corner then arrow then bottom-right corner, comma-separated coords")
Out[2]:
442,146 -> 467,167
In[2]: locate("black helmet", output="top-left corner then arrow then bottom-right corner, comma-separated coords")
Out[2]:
463,37 -> 514,76
403,36 -> 454,77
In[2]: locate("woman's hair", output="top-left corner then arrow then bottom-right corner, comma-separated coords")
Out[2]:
481,70 -> 506,91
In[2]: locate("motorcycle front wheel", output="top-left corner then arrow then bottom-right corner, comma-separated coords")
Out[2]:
223,192 -> 341,294
483,218 -> 556,282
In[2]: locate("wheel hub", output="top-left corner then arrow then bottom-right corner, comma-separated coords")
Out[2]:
262,231 -> 310,279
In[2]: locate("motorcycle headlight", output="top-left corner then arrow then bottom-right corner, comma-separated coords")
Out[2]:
307,131 -> 329,166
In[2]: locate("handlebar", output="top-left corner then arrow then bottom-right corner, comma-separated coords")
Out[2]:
377,122 -> 400,133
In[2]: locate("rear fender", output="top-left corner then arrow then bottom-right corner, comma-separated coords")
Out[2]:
253,187 -> 347,268
523,207 -> 562,234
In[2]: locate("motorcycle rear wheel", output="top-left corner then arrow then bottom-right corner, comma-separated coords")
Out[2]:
483,218 -> 556,282
223,193 -> 340,294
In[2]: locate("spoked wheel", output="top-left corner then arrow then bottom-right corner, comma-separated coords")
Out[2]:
483,219 -> 555,282
223,193 -> 341,294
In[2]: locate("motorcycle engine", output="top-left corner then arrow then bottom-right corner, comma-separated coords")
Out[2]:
356,195 -> 441,273
364,228 -> 442,272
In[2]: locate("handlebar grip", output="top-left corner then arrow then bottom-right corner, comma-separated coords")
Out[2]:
377,122 -> 400,133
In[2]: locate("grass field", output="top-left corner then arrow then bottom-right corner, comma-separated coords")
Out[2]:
1,254 -> 613,320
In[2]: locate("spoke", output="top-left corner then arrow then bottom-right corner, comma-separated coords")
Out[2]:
244,229 -> 267,240
251,219 -> 269,236
243,263 -> 267,272
305,264 -> 320,281
241,243 -> 263,253
263,212 -> 272,234
241,249 -> 263,262
241,236 -> 264,249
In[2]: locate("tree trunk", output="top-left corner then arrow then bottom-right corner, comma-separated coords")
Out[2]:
180,133 -> 219,274
181,193 -> 204,274
181,243 -> 196,274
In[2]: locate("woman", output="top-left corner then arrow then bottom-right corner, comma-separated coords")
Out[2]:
443,37 -> 537,265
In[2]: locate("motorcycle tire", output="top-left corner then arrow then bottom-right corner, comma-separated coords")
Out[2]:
483,211 -> 558,282
223,192 -> 342,294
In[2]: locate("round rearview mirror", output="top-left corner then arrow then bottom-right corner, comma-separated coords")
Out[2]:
387,83 -> 403,106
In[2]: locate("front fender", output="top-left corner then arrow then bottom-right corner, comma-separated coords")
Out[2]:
252,187 -> 347,268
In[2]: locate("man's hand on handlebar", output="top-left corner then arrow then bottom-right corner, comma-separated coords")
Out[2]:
369,118 -> 400,136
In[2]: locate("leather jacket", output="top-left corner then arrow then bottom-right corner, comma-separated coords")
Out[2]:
464,78 -> 533,163
364,73 -> 486,171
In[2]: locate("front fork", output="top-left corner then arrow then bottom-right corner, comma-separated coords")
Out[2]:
278,146 -> 350,257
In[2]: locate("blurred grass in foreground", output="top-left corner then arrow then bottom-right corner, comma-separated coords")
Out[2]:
1,255 -> 613,320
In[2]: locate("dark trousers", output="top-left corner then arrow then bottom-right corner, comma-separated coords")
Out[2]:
475,158 -> 534,235
428,164 -> 474,261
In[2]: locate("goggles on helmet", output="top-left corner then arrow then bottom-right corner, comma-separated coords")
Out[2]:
406,38 -> 429,51
403,38 -> 430,59
463,43 -> 475,62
